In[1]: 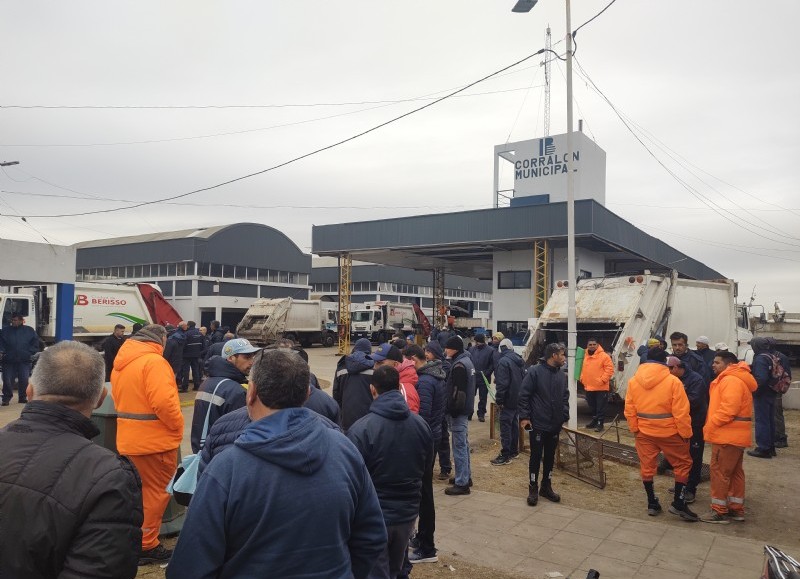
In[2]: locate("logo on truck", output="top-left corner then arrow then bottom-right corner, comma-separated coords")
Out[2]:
75,294 -> 128,306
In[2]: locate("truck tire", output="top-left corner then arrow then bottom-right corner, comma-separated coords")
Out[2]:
322,333 -> 335,348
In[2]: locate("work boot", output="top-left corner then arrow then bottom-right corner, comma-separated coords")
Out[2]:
448,476 -> 473,487
527,483 -> 539,506
138,543 -> 173,566
584,419 -> 598,429
746,448 -> 772,459
444,484 -> 471,496
668,482 -> 698,522
539,481 -> 561,503
437,470 -> 451,481
594,421 -> 604,433
683,490 -> 696,504
647,499 -> 663,516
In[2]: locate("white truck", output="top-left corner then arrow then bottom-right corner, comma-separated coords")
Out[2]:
521,271 -> 752,398
0,282 -> 181,346
236,298 -> 337,348
350,301 -> 416,344
750,302 -> 800,365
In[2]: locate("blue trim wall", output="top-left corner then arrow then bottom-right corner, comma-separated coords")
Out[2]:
55,283 -> 74,341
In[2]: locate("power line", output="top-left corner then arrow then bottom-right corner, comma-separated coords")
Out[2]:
0,86 -> 544,148
9,50 -> 546,219
571,57 -> 800,250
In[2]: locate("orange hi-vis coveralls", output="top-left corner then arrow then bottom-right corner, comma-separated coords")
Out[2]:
579,345 -> 614,392
703,361 -> 757,515
112,338 -> 184,551
624,362 -> 693,483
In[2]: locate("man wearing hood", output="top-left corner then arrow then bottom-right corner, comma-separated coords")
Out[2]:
700,350 -> 757,524
443,336 -> 476,496
519,343 -> 569,507
624,347 -> 697,522
163,322 -> 186,387
469,333 -> 495,422
748,337 -> 791,458
667,356 -> 709,504
112,324 -> 184,565
167,349 -> 386,579
491,338 -> 525,466
333,338 -> 376,432
580,337 -> 614,433
347,366 -> 433,578
406,344 -> 447,564
189,338 -> 259,453
425,340 -> 453,482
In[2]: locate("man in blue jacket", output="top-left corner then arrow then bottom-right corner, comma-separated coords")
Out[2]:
333,338 -> 375,432
180,321 -> 205,392
748,337 -> 791,458
189,338 -> 258,453
491,338 -> 525,466
667,356 -> 708,503
168,349 -> 386,579
347,366 -> 433,579
518,342 -> 569,507
443,336 -> 476,496
469,333 -> 495,422
1,313 -> 40,405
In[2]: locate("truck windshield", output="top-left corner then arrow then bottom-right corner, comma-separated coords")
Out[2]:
351,311 -> 373,323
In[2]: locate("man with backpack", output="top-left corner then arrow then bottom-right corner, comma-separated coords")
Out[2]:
747,337 -> 792,458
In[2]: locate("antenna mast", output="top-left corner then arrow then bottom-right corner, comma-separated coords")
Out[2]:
543,25 -> 552,137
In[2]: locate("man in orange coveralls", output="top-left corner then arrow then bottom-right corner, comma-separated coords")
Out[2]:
111,324 -> 184,565
625,347 -> 697,521
699,350 -> 757,524
579,337 -> 614,432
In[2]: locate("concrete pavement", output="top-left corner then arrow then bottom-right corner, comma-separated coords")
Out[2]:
435,489 -> 770,579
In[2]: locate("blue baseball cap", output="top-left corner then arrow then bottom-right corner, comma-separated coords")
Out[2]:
222,338 -> 260,357
372,343 -> 403,362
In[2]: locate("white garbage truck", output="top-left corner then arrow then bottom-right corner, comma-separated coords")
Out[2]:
236,298 -> 337,348
350,301 -> 416,344
521,271 -> 752,398
0,282 -> 181,346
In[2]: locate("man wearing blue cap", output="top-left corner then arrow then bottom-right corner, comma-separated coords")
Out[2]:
333,338 -> 375,432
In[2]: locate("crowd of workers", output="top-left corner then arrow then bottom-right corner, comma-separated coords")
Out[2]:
0,319 -> 792,578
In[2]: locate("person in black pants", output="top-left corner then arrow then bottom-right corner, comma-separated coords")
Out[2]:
424,341 -> 452,479
518,342 -> 570,506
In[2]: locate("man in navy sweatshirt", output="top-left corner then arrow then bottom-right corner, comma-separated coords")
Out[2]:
168,349 -> 386,579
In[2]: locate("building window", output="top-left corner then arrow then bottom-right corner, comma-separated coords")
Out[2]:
498,270 -> 531,289
210,263 -> 222,278
579,269 -> 592,280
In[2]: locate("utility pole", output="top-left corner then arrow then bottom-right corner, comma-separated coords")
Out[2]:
543,26 -> 552,138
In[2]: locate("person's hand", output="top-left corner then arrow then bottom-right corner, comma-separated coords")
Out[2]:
520,419 -> 532,431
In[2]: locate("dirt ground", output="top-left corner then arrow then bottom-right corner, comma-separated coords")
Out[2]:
138,369 -> 799,578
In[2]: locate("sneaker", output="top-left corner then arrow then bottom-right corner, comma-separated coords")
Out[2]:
437,470 -> 451,481
684,490 -> 696,504
647,501 -> 663,516
409,549 -> 438,564
727,510 -> 745,522
478,415 -> 486,423
510,453 -> 520,460
138,543 -> 173,566
448,476 -> 473,487
668,503 -> 699,522
699,510 -> 730,525
444,484 -> 471,496
1,401 -> 9,407
594,422 -> 604,433
584,419 -> 598,429
490,454 -> 511,466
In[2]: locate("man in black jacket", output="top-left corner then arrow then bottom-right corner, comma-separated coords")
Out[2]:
518,342 -> 569,507
0,340 -> 143,579
100,323 -> 126,382
347,366 -> 433,578
333,338 -> 375,432
443,336 -> 476,496
180,321 -> 205,392
190,338 -> 257,453
163,323 -> 186,387
491,338 -> 525,466
469,333 -> 495,422
670,331 -> 712,385
0,313 -> 40,405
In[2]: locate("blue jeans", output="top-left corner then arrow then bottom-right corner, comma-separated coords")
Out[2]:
753,395 -> 776,451
2,362 -> 31,402
499,406 -> 519,457
447,414 -> 471,486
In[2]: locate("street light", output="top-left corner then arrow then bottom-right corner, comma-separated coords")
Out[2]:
513,0 -> 578,429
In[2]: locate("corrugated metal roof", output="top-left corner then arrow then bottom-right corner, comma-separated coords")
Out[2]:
73,224 -> 231,249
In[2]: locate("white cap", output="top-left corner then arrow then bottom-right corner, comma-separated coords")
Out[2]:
696,336 -> 710,345
499,338 -> 514,351
714,342 -> 729,351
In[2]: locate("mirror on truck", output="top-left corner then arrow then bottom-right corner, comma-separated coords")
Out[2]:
2,298 -> 30,327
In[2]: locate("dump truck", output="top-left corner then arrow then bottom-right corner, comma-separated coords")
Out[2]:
521,271 -> 752,398
350,301 -> 416,344
236,298 -> 337,348
0,282 -> 182,346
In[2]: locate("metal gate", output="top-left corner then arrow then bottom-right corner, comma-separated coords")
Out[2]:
557,427 -> 606,489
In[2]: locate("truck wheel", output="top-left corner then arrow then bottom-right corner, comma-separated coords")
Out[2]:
322,333 -> 335,348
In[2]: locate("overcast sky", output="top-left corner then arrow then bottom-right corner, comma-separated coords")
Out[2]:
2,1 -> 799,310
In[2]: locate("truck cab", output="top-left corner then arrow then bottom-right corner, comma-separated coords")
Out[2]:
0,293 -> 36,329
